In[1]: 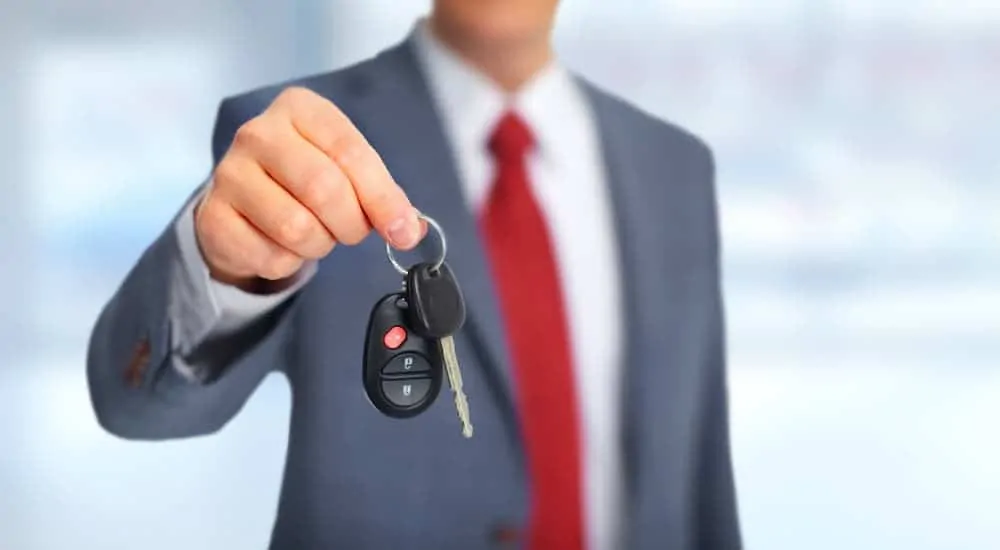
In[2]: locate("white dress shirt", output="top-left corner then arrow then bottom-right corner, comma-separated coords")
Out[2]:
172,21 -> 624,550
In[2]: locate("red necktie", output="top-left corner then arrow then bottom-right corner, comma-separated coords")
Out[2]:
479,112 -> 585,550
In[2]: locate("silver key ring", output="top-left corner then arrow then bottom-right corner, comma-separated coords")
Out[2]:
385,211 -> 446,276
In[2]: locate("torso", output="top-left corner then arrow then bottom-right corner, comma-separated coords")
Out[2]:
225,40 -> 721,550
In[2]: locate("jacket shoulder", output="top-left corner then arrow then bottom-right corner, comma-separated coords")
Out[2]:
577,76 -> 721,261
577,76 -> 714,163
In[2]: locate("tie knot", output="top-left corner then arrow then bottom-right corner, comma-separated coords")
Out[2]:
488,111 -> 534,161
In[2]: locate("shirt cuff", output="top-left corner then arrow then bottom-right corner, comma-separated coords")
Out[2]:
171,187 -> 317,357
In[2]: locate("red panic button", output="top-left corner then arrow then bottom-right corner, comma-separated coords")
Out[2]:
383,325 -> 407,350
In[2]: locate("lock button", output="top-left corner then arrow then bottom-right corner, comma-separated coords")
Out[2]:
381,378 -> 432,408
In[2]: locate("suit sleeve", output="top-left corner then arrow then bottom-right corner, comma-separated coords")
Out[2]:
86,96 -> 298,440
695,144 -> 744,549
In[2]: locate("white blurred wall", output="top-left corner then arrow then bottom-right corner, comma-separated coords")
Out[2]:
2,1 -> 998,549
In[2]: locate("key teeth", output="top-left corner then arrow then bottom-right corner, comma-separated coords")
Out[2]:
439,335 -> 473,439
454,394 -> 473,438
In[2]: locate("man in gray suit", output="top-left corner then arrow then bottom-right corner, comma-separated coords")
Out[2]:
87,1 -> 741,548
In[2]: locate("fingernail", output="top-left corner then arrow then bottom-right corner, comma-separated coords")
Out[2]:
387,214 -> 419,249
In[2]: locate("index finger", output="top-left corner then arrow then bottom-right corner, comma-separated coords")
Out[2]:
271,87 -> 423,250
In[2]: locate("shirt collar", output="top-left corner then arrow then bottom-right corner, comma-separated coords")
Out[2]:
409,19 -> 580,166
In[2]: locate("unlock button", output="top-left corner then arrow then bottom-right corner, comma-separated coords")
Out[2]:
381,352 -> 431,375
381,378 -> 432,408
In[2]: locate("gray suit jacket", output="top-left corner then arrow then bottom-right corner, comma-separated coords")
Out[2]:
87,37 -> 741,550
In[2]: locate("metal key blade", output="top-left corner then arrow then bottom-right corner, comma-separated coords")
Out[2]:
439,335 -> 473,438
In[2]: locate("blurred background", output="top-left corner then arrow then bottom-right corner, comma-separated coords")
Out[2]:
1,0 -> 998,548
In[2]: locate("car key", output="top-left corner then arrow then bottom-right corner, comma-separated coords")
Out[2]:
406,261 -> 473,438
363,210 -> 474,438
362,292 -> 443,418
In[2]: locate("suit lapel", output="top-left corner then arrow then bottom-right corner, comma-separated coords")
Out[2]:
576,80 -> 646,522
342,40 -> 522,434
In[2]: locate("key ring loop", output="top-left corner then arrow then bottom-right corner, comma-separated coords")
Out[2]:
385,211 -> 446,276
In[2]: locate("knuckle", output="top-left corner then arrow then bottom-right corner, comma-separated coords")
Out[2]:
330,135 -> 366,167
212,159 -> 240,189
277,86 -> 310,105
275,209 -> 314,248
302,120 -> 338,156
299,164 -> 336,208
232,117 -> 269,151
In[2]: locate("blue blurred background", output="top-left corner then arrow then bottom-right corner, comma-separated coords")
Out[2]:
1,1 -> 998,548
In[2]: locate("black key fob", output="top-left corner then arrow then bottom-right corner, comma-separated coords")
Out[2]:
362,293 -> 443,418
405,261 -> 466,339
